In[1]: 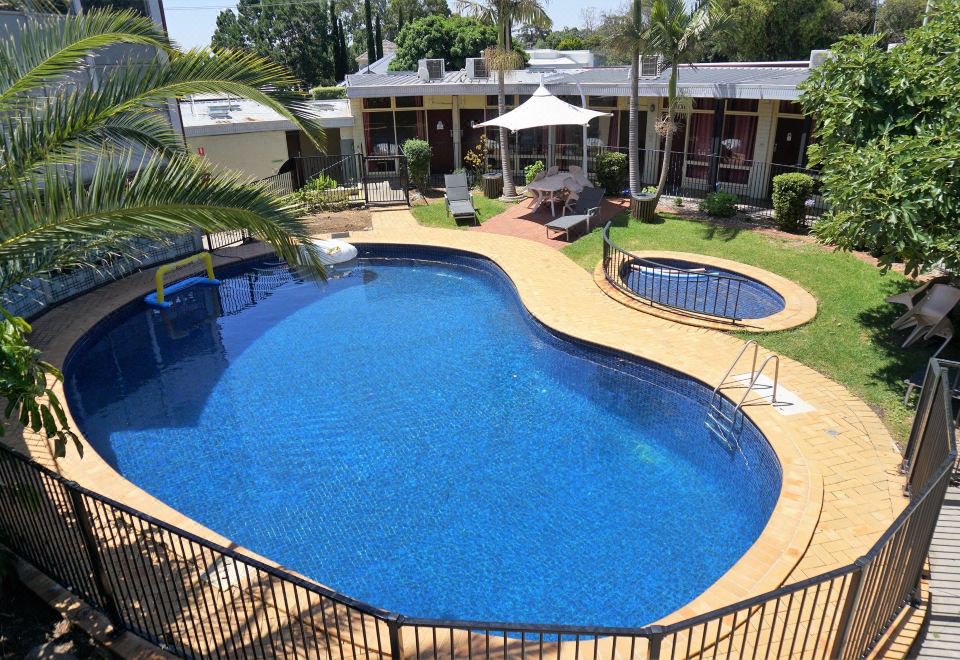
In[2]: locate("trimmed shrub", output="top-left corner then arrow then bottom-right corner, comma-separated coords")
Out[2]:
402,138 -> 432,191
524,160 -> 545,184
311,86 -> 346,99
595,151 -> 628,196
772,172 -> 815,232
699,191 -> 738,217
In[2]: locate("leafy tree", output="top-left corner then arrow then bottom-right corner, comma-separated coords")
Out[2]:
800,0 -> 960,274
387,0 -> 451,39
710,0 -> 876,61
877,0 -> 927,42
1,7 -> 330,455
330,0 -> 347,81
646,0 -> 727,203
556,36 -> 585,50
375,14 -> 383,60
458,0 -> 552,199
389,15 -> 501,72
212,0 -> 335,87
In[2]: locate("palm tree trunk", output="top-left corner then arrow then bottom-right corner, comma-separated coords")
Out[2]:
654,63 -> 680,203
498,68 -> 517,198
628,47 -> 640,194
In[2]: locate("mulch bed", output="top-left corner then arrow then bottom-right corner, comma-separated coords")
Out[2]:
301,208 -> 372,234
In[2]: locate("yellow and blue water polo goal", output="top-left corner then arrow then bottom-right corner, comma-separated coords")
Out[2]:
144,252 -> 221,308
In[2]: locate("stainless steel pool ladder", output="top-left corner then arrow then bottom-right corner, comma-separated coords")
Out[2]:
706,341 -> 780,450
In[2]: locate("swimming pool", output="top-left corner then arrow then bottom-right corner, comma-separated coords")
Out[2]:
65,245 -> 782,628
621,257 -> 786,320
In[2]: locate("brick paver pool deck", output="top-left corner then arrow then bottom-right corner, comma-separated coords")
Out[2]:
9,208 -> 922,658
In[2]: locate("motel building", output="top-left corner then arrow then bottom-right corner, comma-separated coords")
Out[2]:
342,50 -> 823,200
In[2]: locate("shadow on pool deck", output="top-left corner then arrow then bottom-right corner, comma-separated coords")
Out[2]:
471,196 -> 629,249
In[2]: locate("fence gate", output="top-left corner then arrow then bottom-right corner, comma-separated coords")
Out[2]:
360,155 -> 410,205
288,155 -> 409,207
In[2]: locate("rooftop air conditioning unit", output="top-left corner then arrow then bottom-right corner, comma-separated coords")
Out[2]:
466,57 -> 488,79
417,58 -> 445,81
809,50 -> 832,69
639,55 -> 662,78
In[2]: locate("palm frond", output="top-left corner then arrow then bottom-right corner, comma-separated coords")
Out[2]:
0,9 -> 170,106
0,48 -> 325,185
0,151 -> 328,289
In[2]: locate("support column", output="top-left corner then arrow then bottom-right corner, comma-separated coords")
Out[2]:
708,99 -> 724,190
548,125 -> 555,168
452,96 -> 462,168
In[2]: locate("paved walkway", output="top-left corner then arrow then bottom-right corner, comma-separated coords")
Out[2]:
912,483 -> 960,658
471,195 -> 628,248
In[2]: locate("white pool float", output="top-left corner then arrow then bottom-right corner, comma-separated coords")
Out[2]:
307,238 -> 358,266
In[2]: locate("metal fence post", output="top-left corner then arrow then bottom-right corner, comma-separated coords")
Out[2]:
66,486 -> 125,636
361,155 -> 370,205
831,557 -> 869,660
387,614 -> 405,660
646,626 -> 664,660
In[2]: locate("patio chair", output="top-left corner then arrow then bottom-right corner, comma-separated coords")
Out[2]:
899,284 -> 960,348
526,170 -> 546,207
546,165 -> 560,177
444,173 -> 478,225
545,186 -> 605,241
889,277 -> 950,329
561,177 -> 584,216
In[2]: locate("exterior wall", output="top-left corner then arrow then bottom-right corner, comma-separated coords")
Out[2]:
187,131 -> 290,180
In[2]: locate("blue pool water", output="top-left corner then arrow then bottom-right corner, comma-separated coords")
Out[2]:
622,258 -> 785,320
65,246 -> 781,628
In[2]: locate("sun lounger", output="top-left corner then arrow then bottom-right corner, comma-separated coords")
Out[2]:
444,173 -> 478,225
544,187 -> 605,241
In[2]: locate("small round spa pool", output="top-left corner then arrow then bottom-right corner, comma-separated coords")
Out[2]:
621,257 -> 786,320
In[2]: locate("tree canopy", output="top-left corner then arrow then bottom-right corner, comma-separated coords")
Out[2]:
708,0 -> 875,61
212,0 -> 336,87
800,0 -> 959,275
389,15 -> 505,71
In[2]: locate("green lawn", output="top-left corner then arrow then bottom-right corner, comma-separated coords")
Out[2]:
411,194 -> 508,229
564,212 -> 950,441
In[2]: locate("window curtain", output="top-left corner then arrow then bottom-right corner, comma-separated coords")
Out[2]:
719,115 -> 758,184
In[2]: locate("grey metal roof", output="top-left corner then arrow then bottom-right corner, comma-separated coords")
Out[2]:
345,63 -> 811,101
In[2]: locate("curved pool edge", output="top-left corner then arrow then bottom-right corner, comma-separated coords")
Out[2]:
15,212 -> 903,642
30,238 -> 821,633
593,250 -> 818,333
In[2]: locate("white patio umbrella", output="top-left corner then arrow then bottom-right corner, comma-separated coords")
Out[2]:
475,84 -> 612,175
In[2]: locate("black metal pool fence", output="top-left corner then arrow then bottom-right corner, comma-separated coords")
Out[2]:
0,359 -> 955,659
602,223 -> 747,322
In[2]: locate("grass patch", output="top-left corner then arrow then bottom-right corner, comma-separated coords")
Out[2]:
411,194 -> 509,229
563,212 -> 951,441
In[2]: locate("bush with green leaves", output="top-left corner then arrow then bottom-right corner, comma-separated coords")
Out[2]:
524,160 -> 544,184
772,173 -> 815,232
310,86 -> 346,100
297,173 -> 338,213
799,2 -> 960,274
699,191 -> 738,217
402,139 -> 432,191
595,151 -> 628,195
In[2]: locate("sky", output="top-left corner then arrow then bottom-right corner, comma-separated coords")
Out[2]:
162,0 -> 628,51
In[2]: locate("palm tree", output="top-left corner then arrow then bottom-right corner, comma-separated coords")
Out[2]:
645,0 -> 726,203
0,6 -> 332,456
458,0 -> 551,199
606,0 -> 648,195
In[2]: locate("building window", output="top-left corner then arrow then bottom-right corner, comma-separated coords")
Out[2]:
486,95 -> 515,108
394,111 -> 421,146
364,97 -> 391,109
726,99 -> 759,113
589,96 -> 617,108
83,0 -> 149,15
365,111 -> 396,155
718,115 -> 758,183
395,96 -> 423,108
779,100 -> 804,116
685,113 -> 714,179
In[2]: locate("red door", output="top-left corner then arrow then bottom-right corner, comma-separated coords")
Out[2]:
427,110 -> 454,174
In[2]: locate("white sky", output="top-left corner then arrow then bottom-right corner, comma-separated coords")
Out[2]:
162,0 -> 628,51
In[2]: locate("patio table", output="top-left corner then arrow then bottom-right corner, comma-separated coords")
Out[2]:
527,173 -> 572,215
